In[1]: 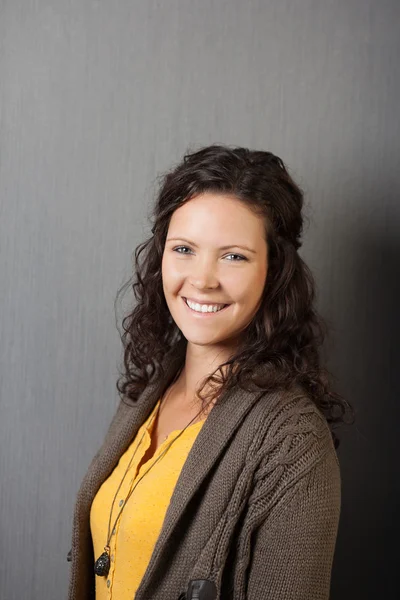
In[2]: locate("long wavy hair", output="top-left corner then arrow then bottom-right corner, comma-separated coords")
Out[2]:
115,144 -> 353,447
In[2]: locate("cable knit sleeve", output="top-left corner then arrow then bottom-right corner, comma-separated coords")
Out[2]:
244,399 -> 341,600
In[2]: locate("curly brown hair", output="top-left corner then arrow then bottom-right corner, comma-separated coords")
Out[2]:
115,144 -> 354,448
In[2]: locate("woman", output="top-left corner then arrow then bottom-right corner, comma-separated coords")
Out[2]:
67,144 -> 352,600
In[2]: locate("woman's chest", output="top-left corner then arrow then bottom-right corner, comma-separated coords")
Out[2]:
139,392 -> 210,467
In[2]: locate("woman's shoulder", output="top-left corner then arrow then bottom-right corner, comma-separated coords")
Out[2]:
260,383 -> 334,435
253,384 -> 340,478
243,385 -> 341,526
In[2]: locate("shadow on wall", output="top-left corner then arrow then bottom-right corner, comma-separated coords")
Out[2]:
328,201 -> 399,599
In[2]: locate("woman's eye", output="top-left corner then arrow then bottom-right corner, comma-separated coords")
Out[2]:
172,247 -> 246,261
173,246 -> 192,255
226,253 -> 247,262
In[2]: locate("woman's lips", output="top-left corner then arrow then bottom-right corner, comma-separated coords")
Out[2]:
181,297 -> 231,317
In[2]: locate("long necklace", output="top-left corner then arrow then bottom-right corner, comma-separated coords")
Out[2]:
94,384 -> 208,577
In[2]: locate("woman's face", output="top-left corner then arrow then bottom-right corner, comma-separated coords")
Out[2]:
161,193 -> 268,353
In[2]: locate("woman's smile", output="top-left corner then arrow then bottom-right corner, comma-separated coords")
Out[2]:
181,296 -> 232,317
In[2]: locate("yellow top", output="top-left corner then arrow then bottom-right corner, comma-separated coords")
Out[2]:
90,398 -> 205,599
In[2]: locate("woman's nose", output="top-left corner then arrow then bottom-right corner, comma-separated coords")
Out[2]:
187,257 -> 220,289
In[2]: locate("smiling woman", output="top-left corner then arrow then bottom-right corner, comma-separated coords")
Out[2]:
68,144 -> 353,600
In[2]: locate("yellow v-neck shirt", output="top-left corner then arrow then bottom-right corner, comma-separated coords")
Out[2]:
90,399 -> 205,599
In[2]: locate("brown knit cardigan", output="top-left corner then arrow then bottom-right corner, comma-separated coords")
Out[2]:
67,351 -> 341,600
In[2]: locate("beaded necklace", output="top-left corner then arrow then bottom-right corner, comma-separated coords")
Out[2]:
94,384 -> 207,577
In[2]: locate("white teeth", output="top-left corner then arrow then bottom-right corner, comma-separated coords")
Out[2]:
185,299 -> 225,313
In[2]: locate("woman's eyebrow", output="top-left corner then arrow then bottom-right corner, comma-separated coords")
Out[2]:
166,237 -> 256,254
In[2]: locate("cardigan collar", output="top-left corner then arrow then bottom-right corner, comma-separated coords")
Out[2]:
133,352 -> 270,597
80,350 -> 274,598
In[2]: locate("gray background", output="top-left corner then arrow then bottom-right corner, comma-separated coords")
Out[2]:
1,1 -> 399,598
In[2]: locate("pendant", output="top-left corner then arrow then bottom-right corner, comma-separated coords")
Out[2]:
94,548 -> 110,577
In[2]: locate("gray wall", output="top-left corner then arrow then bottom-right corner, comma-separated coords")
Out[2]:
1,1 -> 399,598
